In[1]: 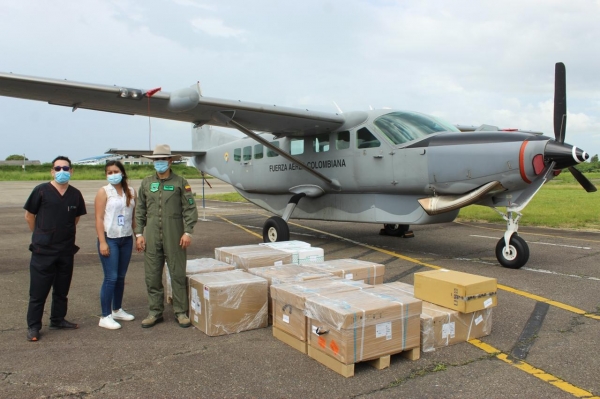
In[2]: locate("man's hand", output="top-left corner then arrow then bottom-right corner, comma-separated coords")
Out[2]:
136,236 -> 146,253
180,233 -> 191,249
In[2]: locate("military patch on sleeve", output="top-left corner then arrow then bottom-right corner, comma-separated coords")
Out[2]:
185,185 -> 192,192
188,198 -> 195,205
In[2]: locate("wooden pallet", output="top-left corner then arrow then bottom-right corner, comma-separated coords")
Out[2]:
307,345 -> 420,378
273,326 -> 308,354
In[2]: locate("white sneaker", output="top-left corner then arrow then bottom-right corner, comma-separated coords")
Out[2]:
99,315 -> 122,330
112,308 -> 135,321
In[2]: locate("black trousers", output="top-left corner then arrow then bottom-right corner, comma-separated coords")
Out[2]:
27,252 -> 75,329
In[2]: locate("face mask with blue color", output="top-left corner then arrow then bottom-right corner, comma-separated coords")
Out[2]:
54,170 -> 71,184
107,173 -> 123,185
154,160 -> 169,173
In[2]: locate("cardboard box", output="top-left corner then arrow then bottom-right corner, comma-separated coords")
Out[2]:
305,290 -> 421,364
271,277 -> 373,341
259,240 -> 311,249
414,270 -> 497,313
163,258 -> 235,304
214,244 -> 293,271
305,259 -> 385,285
384,281 -> 493,352
189,270 -> 268,336
278,246 -> 325,264
248,264 -> 333,321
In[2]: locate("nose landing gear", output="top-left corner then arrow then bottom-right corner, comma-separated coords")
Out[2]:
493,209 -> 530,269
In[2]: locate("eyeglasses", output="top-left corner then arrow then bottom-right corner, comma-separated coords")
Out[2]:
53,166 -> 71,172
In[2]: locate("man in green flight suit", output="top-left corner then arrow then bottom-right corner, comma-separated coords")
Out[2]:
135,144 -> 199,328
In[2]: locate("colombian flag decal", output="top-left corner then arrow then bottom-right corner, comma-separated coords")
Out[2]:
185,185 -> 192,192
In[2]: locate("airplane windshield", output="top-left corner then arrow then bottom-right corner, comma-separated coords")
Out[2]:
373,111 -> 460,145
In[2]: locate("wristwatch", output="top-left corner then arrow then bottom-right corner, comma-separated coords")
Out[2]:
136,234 -> 143,238
185,232 -> 192,237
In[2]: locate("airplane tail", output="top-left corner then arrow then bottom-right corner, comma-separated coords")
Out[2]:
192,125 -> 239,151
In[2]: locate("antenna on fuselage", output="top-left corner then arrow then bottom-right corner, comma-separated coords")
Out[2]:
333,101 -> 343,114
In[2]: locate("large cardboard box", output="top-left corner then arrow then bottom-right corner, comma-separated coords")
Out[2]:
261,241 -> 325,264
305,259 -> 385,285
384,281 -> 493,352
214,244 -> 293,271
163,258 -> 235,304
305,290 -> 421,364
271,277 -> 373,342
414,270 -> 497,313
189,270 -> 268,336
248,264 -> 333,321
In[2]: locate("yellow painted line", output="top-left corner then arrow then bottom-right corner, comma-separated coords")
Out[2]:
216,215 -> 263,239
287,221 -> 600,321
454,221 -> 600,244
470,339 -> 600,399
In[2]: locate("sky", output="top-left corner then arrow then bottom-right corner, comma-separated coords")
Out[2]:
1,0 -> 600,163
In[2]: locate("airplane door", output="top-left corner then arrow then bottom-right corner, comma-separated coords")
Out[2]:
237,144 -> 255,190
354,127 -> 395,190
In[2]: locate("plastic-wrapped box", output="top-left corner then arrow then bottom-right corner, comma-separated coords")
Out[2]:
305,259 -> 385,285
305,290 -> 421,364
189,270 -> 268,336
384,282 -> 493,352
414,270 -> 497,313
248,264 -> 333,321
214,244 -> 293,271
259,240 -> 311,249
271,277 -> 373,342
163,258 -> 235,304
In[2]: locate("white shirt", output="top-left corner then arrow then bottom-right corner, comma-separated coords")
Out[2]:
103,184 -> 135,238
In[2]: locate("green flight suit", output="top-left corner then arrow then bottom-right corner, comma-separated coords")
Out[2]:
135,171 -> 198,317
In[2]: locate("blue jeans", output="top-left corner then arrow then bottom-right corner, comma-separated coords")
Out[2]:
97,235 -> 133,317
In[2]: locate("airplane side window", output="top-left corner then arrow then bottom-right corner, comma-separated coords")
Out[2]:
357,127 -> 381,149
234,148 -> 241,162
254,144 -> 263,160
313,133 -> 330,153
267,141 -> 280,157
336,131 -> 350,150
290,138 -> 304,155
243,146 -> 252,162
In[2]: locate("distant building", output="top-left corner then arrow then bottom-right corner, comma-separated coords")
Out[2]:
0,160 -> 41,166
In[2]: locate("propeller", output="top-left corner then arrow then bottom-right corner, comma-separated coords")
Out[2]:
549,62 -> 597,192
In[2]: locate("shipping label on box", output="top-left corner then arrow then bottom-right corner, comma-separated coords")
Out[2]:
414,270 -> 497,313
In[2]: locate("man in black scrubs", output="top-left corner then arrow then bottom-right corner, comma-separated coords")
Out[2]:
24,156 -> 87,341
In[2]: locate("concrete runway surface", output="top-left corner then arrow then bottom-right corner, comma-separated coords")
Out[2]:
0,180 -> 599,398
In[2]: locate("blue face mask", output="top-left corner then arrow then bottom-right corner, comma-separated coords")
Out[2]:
154,160 -> 169,173
107,173 -> 123,185
54,170 -> 71,184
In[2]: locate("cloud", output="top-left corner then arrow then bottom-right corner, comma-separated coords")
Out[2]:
190,17 -> 245,39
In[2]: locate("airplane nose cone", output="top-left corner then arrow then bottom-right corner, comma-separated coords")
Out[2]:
544,140 -> 589,169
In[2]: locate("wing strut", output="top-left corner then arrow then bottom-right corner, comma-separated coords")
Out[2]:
214,111 -> 341,191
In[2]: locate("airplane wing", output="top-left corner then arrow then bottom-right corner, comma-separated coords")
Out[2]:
104,149 -> 206,157
0,72 -> 345,135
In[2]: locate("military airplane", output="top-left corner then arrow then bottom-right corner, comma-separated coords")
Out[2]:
0,63 -> 595,269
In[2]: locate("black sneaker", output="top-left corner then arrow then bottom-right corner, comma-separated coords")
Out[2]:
49,319 -> 79,330
27,328 -> 40,342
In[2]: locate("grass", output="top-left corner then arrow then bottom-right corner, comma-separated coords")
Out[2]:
0,164 -> 203,180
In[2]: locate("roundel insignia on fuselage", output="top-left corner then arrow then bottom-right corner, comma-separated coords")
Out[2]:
224,152 -> 229,162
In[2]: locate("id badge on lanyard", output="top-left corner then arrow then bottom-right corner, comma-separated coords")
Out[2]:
117,215 -> 125,226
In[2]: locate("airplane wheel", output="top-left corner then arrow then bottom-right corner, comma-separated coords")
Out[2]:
495,235 -> 529,269
263,216 -> 290,243
383,224 -> 410,236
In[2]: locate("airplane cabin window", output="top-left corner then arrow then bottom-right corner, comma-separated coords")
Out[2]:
290,138 -> 304,155
336,131 -> 350,150
243,146 -> 252,162
373,111 -> 460,145
234,148 -> 241,162
267,141 -> 280,157
357,127 -> 381,149
254,144 -> 263,159
313,133 -> 330,153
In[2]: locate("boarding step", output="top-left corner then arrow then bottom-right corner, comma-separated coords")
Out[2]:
307,345 -> 420,378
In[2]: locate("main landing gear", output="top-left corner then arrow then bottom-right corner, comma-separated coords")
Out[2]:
262,193 -> 305,243
380,224 -> 414,238
493,209 -> 530,269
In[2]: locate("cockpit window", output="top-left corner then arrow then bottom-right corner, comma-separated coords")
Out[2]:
373,111 -> 460,145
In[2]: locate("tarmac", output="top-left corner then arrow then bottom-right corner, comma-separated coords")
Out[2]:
0,179 -> 599,398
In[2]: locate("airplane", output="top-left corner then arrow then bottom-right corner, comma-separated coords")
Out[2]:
0,63 -> 596,269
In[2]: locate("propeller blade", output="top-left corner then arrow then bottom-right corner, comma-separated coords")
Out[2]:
568,166 -> 597,192
554,62 -> 567,143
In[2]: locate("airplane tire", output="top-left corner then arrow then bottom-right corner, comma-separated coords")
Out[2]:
263,216 -> 290,243
495,235 -> 529,269
383,224 -> 410,236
